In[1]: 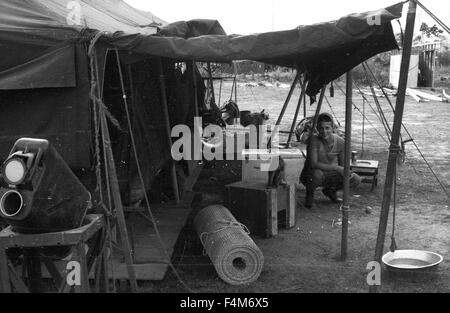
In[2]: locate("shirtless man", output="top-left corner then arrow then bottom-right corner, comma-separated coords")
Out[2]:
300,113 -> 361,208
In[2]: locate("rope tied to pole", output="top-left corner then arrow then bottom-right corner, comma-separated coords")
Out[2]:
389,144 -> 402,253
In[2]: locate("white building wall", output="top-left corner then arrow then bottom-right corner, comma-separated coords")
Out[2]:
389,54 -> 419,89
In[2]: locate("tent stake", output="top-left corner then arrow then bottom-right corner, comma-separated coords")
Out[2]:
341,70 -> 353,260
370,0 -> 417,293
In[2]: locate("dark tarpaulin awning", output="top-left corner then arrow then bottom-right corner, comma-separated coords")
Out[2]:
106,3 -> 403,96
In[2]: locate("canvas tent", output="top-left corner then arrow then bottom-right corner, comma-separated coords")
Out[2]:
0,0 -> 403,201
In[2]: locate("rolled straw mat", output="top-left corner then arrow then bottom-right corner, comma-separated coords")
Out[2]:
194,204 -> 264,285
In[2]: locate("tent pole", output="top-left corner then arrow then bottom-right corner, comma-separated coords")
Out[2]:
207,62 -> 216,106
191,61 -> 200,117
268,71 -> 300,148
341,70 -> 353,260
370,0 -> 417,293
286,76 -> 306,146
310,87 -> 326,133
92,48 -> 138,292
303,85 -> 307,118
157,58 -> 180,203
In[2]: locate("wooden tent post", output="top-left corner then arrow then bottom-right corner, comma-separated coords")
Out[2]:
370,0 -> 417,293
341,70 -> 353,260
158,58 -> 180,203
99,109 -> 139,292
268,71 -> 300,148
286,76 -> 307,146
310,87 -> 327,132
207,62 -> 216,106
190,61 -> 200,117
303,86 -> 307,118
90,47 -> 137,292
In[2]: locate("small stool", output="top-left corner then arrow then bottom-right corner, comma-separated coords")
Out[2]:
351,160 -> 379,191
0,214 -> 106,293
226,181 -> 296,238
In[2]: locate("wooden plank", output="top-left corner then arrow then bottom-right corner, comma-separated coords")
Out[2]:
126,204 -> 192,265
0,215 -> 104,248
110,262 -> 169,281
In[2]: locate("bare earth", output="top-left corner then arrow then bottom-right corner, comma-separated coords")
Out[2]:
142,82 -> 450,293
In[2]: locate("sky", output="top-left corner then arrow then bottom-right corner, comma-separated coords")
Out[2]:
124,0 -> 450,37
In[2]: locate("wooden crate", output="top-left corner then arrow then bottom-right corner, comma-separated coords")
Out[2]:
226,181 -> 296,238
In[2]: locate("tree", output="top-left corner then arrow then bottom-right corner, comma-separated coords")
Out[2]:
419,22 -> 444,38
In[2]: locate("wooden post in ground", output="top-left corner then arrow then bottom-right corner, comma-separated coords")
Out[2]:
341,70 -> 353,260
370,0 -> 417,293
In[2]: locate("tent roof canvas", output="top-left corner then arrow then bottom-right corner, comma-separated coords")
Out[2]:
0,0 -> 166,36
0,0 -> 405,96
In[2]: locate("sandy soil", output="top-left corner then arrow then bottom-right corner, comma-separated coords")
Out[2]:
142,83 -> 450,293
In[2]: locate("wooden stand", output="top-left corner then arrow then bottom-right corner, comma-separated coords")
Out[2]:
351,160 -> 379,191
0,214 -> 106,293
226,181 -> 296,238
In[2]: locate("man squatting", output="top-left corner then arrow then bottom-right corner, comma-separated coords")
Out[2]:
300,113 -> 361,208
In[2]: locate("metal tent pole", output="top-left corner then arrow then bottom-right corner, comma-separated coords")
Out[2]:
370,0 -> 417,293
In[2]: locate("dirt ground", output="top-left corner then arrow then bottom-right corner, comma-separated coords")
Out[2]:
142,82 -> 450,293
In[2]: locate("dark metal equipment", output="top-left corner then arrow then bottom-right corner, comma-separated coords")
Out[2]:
0,138 -> 91,234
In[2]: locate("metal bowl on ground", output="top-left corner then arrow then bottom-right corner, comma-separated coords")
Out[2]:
382,250 -> 443,271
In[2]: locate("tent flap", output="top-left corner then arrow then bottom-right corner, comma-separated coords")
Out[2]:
0,44 -> 76,90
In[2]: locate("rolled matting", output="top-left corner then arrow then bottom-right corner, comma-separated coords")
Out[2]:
194,204 -> 264,285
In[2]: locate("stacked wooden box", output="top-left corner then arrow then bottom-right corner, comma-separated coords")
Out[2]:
226,149 -> 303,238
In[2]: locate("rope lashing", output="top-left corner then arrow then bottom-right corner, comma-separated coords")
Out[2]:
200,220 -> 250,255
389,143 -> 402,253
